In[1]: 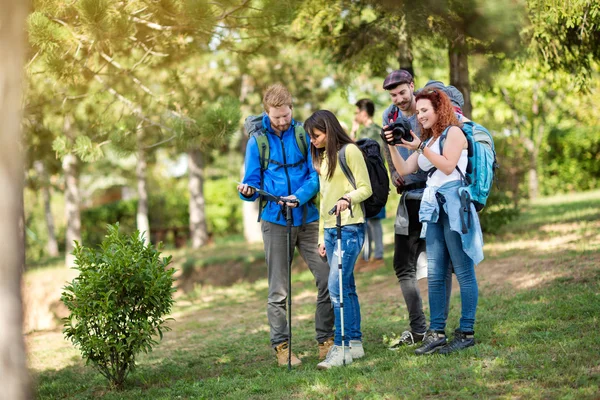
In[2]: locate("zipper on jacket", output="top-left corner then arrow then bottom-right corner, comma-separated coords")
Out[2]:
279,133 -> 294,225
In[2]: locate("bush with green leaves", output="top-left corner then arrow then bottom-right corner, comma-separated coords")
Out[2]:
61,224 -> 175,388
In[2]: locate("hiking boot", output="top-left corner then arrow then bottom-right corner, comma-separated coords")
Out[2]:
438,330 -> 475,355
388,330 -> 426,350
414,330 -> 447,355
275,342 -> 302,367
318,337 -> 334,360
316,345 -> 353,369
349,340 -> 365,359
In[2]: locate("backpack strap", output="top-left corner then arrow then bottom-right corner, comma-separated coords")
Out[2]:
427,125 -> 469,185
338,144 -> 363,219
294,124 -> 309,158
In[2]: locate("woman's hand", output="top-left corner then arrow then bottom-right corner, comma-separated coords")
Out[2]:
334,197 -> 351,215
318,243 -> 326,257
399,130 -> 422,151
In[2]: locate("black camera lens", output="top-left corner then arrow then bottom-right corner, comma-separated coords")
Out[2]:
382,118 -> 412,145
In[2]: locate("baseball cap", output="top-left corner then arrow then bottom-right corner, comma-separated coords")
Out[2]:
383,70 -> 414,90
419,80 -> 465,109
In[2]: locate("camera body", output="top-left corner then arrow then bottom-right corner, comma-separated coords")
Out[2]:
381,118 -> 413,145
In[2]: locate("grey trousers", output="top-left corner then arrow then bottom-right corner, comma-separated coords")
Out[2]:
261,221 -> 334,347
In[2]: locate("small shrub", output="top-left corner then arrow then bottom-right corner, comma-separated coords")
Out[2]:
61,223 -> 176,388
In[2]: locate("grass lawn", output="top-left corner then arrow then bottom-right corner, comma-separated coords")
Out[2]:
26,190 -> 600,399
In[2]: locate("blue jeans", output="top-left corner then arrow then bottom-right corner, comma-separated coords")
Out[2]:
426,208 -> 478,333
324,223 -> 365,346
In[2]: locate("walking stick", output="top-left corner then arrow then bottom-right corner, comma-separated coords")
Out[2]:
283,200 -> 298,371
329,205 -> 346,366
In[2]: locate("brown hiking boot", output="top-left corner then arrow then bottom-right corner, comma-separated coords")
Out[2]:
318,337 -> 334,360
275,342 -> 302,367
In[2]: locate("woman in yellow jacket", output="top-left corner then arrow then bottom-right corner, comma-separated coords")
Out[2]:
304,110 -> 372,369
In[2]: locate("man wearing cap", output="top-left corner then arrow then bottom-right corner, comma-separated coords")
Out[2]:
381,70 -> 431,348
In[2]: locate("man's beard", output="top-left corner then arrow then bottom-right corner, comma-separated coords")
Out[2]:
273,123 -> 291,133
396,94 -> 413,111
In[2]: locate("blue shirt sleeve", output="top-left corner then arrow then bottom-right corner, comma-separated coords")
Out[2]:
239,137 -> 260,202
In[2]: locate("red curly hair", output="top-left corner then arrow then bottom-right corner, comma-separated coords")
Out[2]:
415,87 -> 461,142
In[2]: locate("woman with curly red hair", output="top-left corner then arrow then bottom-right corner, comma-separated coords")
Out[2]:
385,88 -> 484,356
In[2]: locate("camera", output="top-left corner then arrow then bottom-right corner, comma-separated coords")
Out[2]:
381,117 -> 413,145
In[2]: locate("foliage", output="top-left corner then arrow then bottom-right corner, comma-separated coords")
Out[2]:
81,200 -> 137,247
61,224 -> 175,388
539,126 -> 600,195
526,0 -> 600,88
205,179 -> 242,236
478,189 -> 520,233
78,177 -> 242,248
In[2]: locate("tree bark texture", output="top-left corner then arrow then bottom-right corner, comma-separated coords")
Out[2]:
0,0 -> 32,398
34,161 -> 59,257
136,127 -> 150,245
63,150 -> 81,268
448,35 -> 472,118
396,19 -> 414,76
188,149 -> 208,248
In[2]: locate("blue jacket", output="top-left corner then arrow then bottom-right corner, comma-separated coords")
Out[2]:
419,180 -> 484,265
240,114 -> 320,226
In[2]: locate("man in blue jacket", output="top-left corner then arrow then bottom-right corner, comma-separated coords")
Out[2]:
237,84 -> 334,367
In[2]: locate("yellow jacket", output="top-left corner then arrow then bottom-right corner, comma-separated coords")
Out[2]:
318,144 -> 372,244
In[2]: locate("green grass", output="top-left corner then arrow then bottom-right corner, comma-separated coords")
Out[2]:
28,190 -> 600,399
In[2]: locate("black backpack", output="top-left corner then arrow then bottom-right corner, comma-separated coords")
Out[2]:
338,139 -> 390,219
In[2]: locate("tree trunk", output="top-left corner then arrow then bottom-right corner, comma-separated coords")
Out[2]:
34,161 -> 59,257
63,150 -> 81,268
396,18 -> 414,76
0,0 -> 32,397
448,34 -> 472,118
136,127 -> 150,245
188,149 -> 208,248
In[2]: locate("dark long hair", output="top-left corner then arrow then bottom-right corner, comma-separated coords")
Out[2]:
304,110 -> 354,181
415,87 -> 460,142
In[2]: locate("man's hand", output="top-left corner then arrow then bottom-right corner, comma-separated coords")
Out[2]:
391,171 -> 405,188
279,195 -> 299,208
350,120 -> 359,139
237,183 -> 256,198
318,243 -> 326,257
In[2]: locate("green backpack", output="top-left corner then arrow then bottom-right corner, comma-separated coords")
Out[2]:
243,114 -> 310,221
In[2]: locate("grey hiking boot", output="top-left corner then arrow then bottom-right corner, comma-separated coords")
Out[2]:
317,345 -> 353,369
414,330 -> 447,355
388,330 -> 426,350
438,330 -> 475,355
349,340 -> 364,359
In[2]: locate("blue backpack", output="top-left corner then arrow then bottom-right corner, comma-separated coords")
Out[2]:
433,121 -> 498,212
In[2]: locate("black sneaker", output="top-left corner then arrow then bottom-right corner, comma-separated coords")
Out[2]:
388,330 -> 426,351
414,330 -> 446,355
438,330 -> 475,355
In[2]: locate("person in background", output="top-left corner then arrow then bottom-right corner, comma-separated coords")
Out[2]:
351,98 -> 388,267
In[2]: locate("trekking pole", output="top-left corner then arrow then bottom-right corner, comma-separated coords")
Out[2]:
329,205 -> 346,366
283,199 -> 298,371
